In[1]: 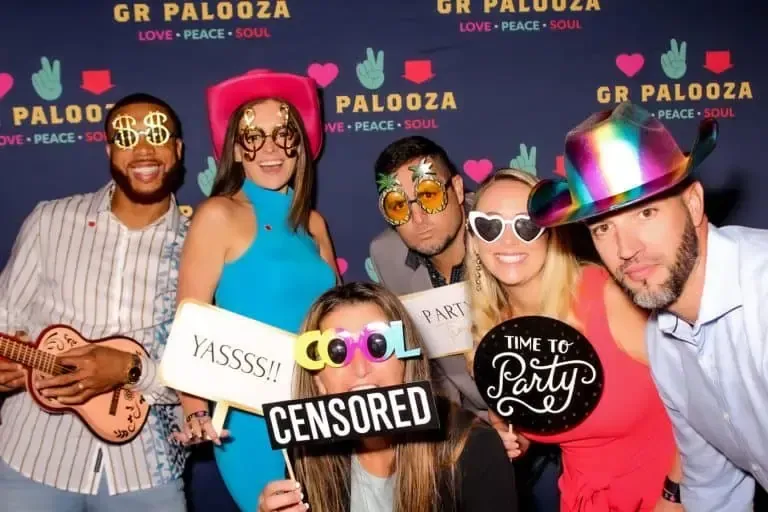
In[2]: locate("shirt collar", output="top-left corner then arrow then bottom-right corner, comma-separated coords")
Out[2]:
405,249 -> 424,270
657,223 -> 742,341
87,180 -> 182,233
87,181 -> 115,217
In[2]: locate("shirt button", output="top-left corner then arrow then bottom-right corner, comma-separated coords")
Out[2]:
723,413 -> 730,421
753,464 -> 760,471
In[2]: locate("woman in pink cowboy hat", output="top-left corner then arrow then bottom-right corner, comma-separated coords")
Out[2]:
171,69 -> 340,511
465,102 -> 719,511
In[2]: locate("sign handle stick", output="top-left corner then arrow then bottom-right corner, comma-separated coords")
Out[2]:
282,449 -> 296,481
211,401 -> 229,436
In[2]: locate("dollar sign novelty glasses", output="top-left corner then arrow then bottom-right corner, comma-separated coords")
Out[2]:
294,320 -> 421,370
109,111 -> 176,150
377,158 -> 450,226
237,105 -> 301,160
468,211 -> 545,244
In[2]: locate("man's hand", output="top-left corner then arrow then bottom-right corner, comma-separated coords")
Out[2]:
35,345 -> 133,405
0,331 -> 32,393
0,361 -> 26,393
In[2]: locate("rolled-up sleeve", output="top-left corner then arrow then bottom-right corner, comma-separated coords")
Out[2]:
653,371 -> 753,511
125,319 -> 180,406
0,203 -> 43,342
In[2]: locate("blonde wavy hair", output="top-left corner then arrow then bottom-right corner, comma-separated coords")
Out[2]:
464,168 -> 582,372
291,282 -> 475,512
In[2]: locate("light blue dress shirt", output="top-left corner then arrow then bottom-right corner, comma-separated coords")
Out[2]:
647,223 -> 768,511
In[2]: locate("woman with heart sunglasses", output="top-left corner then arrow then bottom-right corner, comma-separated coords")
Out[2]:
464,168 -> 682,512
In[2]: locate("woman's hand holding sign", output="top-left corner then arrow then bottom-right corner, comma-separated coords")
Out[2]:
171,406 -> 230,446
258,480 -> 308,511
489,410 -> 530,460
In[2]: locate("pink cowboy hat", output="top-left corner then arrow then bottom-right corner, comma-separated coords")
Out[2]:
206,69 -> 323,161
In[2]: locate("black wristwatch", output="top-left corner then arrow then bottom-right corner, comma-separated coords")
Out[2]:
126,353 -> 142,385
662,477 -> 681,503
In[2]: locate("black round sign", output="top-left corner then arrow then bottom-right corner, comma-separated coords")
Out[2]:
472,316 -> 604,436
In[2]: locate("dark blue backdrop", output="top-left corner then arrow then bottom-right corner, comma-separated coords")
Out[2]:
0,1 -> 765,509
0,0 -> 765,284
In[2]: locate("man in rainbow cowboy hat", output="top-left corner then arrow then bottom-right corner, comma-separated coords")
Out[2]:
527,101 -> 768,510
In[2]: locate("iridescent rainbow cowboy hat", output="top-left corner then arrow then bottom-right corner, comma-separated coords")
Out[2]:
527,102 -> 719,228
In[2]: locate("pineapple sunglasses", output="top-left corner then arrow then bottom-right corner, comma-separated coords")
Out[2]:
377,158 -> 451,226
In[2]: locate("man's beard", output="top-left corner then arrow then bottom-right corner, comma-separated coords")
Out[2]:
404,214 -> 463,258
618,214 -> 699,310
110,161 -> 183,205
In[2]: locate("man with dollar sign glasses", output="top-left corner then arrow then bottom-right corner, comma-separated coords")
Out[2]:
0,93 -> 189,511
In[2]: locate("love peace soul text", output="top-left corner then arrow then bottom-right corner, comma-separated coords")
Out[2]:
263,381 -> 440,449
191,335 -> 284,383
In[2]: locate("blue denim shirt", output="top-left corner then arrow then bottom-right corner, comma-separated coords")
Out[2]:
647,223 -> 768,511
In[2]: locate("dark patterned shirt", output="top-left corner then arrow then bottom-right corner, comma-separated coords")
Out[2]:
405,249 -> 465,288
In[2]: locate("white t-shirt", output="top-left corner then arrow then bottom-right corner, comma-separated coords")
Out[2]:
350,455 -> 395,512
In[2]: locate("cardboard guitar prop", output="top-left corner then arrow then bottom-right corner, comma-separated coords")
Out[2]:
0,325 -> 150,445
472,316 -> 605,435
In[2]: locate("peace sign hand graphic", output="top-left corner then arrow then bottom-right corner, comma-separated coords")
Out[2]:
31,57 -> 63,101
509,144 -> 538,176
197,156 -> 217,197
356,47 -> 385,90
661,38 -> 687,80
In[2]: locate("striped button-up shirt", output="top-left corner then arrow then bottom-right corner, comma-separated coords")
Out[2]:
0,181 -> 189,495
648,224 -> 768,511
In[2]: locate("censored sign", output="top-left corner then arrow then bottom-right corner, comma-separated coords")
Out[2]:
262,381 -> 440,449
472,316 -> 604,435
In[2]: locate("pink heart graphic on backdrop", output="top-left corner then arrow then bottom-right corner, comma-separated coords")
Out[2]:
0,73 -> 14,100
307,63 -> 339,88
336,257 -> 348,275
463,159 -> 494,183
615,53 -> 644,77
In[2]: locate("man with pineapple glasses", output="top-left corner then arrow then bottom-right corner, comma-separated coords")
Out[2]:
368,136 -> 560,512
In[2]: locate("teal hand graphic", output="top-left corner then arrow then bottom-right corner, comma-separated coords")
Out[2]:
660,39 -> 687,80
509,144 -> 537,176
31,57 -> 62,101
365,257 -> 380,283
356,48 -> 385,90
197,156 -> 216,196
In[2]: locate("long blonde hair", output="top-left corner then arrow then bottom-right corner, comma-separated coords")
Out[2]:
292,282 -> 475,512
464,168 -> 581,371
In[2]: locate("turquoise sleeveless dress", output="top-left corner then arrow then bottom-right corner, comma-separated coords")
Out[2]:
212,179 -> 336,512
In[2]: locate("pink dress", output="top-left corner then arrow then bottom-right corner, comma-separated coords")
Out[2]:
522,265 -> 676,511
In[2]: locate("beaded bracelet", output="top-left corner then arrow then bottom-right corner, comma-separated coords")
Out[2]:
662,477 -> 681,503
186,410 -> 210,423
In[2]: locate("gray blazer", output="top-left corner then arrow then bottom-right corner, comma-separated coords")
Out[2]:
368,195 -> 488,421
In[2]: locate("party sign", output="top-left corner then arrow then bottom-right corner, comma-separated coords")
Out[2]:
472,316 -> 604,435
399,282 -> 472,359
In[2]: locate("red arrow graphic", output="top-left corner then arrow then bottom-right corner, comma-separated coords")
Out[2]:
81,70 -> 115,95
403,60 -> 435,85
554,155 -> 566,177
703,51 -> 733,75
